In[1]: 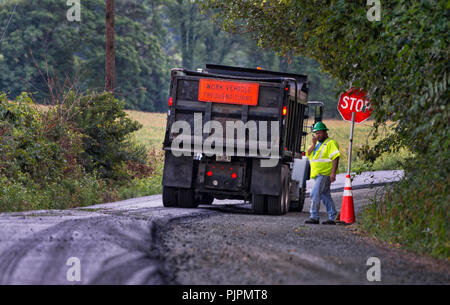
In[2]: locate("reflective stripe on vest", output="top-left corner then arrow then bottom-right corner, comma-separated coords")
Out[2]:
311,158 -> 332,162
329,150 -> 340,159
310,139 -> 331,162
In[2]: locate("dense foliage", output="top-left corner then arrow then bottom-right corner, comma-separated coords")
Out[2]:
0,0 -> 338,115
361,172 -> 449,258
0,91 -> 152,211
60,91 -> 148,180
0,0 -> 169,112
201,0 -> 449,258
201,0 -> 449,165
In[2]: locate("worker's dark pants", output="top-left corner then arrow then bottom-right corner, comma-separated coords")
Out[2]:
310,174 -> 337,221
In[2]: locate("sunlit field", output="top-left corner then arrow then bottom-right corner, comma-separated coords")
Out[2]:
128,112 -> 409,173
126,110 -> 167,150
315,119 -> 409,173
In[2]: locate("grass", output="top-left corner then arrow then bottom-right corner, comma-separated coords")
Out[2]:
126,110 -> 167,150
317,119 -> 411,174
113,111 -> 166,199
359,172 -> 449,260
118,149 -> 164,199
38,108 -> 409,192
126,113 -> 409,175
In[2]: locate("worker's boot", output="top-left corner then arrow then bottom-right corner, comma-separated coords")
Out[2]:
304,218 -> 320,224
321,219 -> 336,225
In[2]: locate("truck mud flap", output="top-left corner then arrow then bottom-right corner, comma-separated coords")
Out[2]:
291,158 -> 310,183
250,159 -> 282,196
162,150 -> 194,188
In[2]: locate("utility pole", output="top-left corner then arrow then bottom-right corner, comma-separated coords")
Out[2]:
105,0 -> 115,93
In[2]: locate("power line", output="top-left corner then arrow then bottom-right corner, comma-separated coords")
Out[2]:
0,1 -> 18,46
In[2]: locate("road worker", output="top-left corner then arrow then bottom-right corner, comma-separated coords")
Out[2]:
305,121 -> 340,225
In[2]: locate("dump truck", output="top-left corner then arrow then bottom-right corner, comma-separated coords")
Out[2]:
161,64 -> 323,215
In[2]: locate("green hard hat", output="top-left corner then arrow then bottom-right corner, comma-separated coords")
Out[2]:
312,121 -> 329,132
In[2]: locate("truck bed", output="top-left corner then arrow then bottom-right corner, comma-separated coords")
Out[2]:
163,65 -> 309,159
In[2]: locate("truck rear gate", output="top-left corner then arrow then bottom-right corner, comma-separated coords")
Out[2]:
162,65 -> 314,215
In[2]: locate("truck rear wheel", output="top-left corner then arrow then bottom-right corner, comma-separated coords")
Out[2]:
197,193 -> 214,205
289,187 -> 306,212
252,194 -> 267,215
162,186 -> 178,207
267,195 -> 282,215
298,187 -> 306,212
178,188 -> 199,208
267,165 -> 290,215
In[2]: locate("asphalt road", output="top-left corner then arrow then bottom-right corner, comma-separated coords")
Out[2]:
0,171 -> 448,285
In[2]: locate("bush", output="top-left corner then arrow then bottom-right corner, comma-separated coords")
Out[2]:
360,162 -> 449,260
0,173 -> 106,212
59,91 -> 148,181
118,149 -> 164,199
0,91 -> 156,212
0,92 -> 83,184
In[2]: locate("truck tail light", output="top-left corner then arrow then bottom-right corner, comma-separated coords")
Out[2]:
231,173 -> 237,179
168,97 -> 173,107
282,106 -> 287,116
207,171 -> 213,177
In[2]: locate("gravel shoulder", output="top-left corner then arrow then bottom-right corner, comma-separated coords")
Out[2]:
158,187 -> 449,285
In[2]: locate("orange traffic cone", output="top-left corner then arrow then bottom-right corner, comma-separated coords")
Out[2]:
340,175 -> 355,224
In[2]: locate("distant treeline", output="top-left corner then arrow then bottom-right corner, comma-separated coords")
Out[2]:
0,0 -> 339,116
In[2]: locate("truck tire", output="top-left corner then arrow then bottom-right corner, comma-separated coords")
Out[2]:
267,195 -> 282,215
162,186 -> 178,207
178,188 -> 199,208
198,193 -> 214,205
298,187 -> 306,212
289,188 -> 306,212
267,165 -> 290,215
252,194 -> 267,215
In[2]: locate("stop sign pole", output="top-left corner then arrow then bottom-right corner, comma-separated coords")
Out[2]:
338,89 -> 372,224
337,88 -> 372,175
347,112 -> 355,175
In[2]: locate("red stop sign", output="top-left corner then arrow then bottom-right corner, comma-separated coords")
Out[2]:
338,88 -> 373,123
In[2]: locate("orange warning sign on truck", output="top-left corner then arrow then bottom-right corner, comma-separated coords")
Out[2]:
198,79 -> 259,106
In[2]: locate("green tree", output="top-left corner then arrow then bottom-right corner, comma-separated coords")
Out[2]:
164,0 -> 204,70
0,0 -> 79,102
78,0 -> 170,112
60,91 -> 147,180
163,0 -> 338,115
200,0 -> 449,258
0,0 -> 170,112
201,0 -> 449,164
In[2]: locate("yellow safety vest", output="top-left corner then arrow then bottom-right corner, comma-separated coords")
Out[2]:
306,138 -> 341,179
